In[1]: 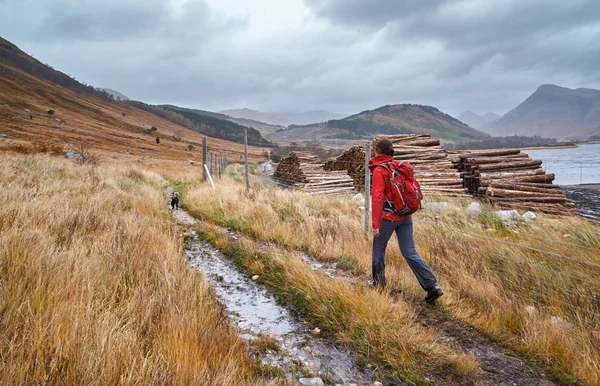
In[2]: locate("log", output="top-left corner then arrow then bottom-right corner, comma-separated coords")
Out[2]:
485,182 -> 562,194
458,149 -> 521,159
485,196 -> 569,204
465,154 -> 530,164
476,160 -> 543,171
417,178 -> 465,185
478,168 -> 546,179
483,187 -> 567,199
481,173 -> 555,185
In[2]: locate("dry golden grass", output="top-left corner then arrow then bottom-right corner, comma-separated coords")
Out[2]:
185,176 -> 600,385
198,222 -> 481,385
0,154 -> 256,385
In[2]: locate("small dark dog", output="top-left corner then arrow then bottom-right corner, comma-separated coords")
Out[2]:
171,192 -> 180,210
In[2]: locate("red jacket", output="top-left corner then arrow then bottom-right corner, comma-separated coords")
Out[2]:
369,154 -> 410,229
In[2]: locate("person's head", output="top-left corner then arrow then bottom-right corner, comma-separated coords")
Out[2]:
374,138 -> 395,156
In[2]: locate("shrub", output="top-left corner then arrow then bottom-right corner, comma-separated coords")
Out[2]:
188,144 -> 195,151
47,109 -> 54,115
156,136 -> 160,144
270,153 -> 282,163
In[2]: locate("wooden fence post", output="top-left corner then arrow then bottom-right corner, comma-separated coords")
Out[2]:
202,136 -> 208,181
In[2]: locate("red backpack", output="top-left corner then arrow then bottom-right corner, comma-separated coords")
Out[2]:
378,161 -> 423,216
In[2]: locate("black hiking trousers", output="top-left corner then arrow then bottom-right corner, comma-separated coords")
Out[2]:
171,198 -> 179,210
372,217 -> 437,290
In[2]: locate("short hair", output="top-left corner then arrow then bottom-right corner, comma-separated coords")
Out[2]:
375,138 -> 395,156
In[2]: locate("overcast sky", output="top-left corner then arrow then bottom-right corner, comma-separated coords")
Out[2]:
1,0 -> 599,117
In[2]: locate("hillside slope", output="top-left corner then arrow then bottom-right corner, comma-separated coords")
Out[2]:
272,104 -> 488,146
485,84 -> 600,139
0,38 -> 266,163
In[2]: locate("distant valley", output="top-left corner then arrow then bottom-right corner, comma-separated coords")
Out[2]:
220,108 -> 345,127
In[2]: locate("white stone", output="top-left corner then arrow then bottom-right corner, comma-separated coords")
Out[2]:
467,202 -> 481,212
299,378 -> 324,386
311,327 -> 321,335
185,159 -> 194,165
353,193 -> 365,201
525,305 -> 536,315
64,150 -> 81,160
550,316 -> 573,328
424,202 -> 449,211
522,211 -> 537,222
373,382 -> 383,386
251,275 -> 259,281
23,108 -> 30,113
563,234 -> 572,238
494,210 -> 520,220
140,156 -> 148,161
0,133 -> 8,138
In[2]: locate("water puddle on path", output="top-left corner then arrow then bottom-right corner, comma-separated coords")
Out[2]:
173,209 -> 371,386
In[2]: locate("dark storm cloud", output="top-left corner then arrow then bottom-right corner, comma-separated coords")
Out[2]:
0,0 -> 599,117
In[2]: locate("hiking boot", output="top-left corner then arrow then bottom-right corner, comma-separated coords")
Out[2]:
425,285 -> 443,304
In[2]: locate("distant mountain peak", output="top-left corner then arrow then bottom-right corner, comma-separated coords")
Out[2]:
458,111 -> 500,129
485,84 -> 600,139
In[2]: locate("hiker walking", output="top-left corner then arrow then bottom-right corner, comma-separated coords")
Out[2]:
369,138 -> 443,304
171,191 -> 180,210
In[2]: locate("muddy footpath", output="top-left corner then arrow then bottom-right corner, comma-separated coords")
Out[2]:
173,208 -> 559,386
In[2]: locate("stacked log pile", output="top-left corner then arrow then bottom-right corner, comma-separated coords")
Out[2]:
273,151 -> 356,195
455,149 -> 574,215
374,134 -> 467,195
323,146 -> 366,191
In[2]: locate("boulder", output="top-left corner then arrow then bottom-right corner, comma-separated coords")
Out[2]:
185,159 -> 194,165
467,202 -> 481,212
494,210 -> 520,221
522,211 -> 537,222
299,378 -> 324,386
64,150 -> 81,160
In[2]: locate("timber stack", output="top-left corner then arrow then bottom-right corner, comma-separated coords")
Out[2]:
273,151 -> 356,195
323,146 -> 366,191
373,134 -> 467,195
455,149 -> 574,215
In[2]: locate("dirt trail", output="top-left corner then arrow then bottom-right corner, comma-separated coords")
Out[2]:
296,251 -> 559,386
216,220 -> 560,386
172,209 -> 374,386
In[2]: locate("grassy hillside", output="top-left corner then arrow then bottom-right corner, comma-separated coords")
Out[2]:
0,153 -> 256,384
184,175 -> 600,385
0,37 -> 267,163
272,104 -> 488,146
161,105 -> 273,147
486,84 -> 600,139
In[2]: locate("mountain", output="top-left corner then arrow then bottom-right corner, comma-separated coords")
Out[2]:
271,104 -> 488,146
220,108 -> 345,126
458,111 -> 500,129
0,37 -> 265,162
485,84 -> 600,139
98,88 -> 129,101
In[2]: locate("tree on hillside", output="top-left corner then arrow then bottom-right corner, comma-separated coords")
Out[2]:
156,136 -> 160,144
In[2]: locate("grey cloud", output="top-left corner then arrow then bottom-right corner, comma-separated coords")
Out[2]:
0,0 -> 599,118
